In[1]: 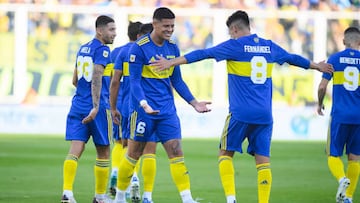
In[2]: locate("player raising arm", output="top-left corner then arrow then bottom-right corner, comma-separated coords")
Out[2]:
152,10 -> 333,203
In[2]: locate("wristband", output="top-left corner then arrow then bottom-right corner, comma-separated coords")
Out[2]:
140,99 -> 147,107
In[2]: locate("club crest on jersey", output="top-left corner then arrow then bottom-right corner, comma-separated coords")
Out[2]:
254,37 -> 259,43
350,51 -> 354,56
103,50 -> 109,57
130,54 -> 136,62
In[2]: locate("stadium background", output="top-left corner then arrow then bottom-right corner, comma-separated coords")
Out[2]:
0,0 -> 359,140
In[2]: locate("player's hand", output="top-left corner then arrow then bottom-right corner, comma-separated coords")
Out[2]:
111,109 -> 121,125
193,101 -> 212,113
317,61 -> 334,73
317,104 -> 325,116
82,107 -> 99,124
151,55 -> 172,72
142,103 -> 160,115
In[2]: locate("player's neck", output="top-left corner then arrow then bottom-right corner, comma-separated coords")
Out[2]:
95,36 -> 106,44
150,32 -> 165,46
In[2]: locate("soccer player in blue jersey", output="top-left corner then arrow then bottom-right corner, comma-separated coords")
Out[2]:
109,21 -> 142,198
317,27 -> 360,203
151,10 -> 334,203
110,21 -> 156,202
61,15 -> 116,203
113,7 -> 211,203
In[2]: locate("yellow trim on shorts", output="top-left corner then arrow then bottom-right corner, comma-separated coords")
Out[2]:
130,111 -> 138,140
220,114 -> 231,151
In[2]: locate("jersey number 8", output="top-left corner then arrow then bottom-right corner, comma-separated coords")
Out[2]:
250,56 -> 267,84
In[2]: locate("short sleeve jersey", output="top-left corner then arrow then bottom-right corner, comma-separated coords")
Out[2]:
71,38 -> 111,114
113,42 -> 133,117
185,34 -> 310,124
323,48 -> 360,124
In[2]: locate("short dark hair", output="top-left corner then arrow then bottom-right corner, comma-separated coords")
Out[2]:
153,7 -> 175,21
226,10 -> 250,28
95,15 -> 114,28
128,21 -> 142,41
139,23 -> 153,35
343,26 -> 360,45
344,26 -> 360,35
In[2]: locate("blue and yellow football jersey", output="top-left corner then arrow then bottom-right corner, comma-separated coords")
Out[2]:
323,48 -> 360,124
184,34 -> 311,124
129,33 -> 195,119
113,42 -> 133,117
70,38 -> 112,114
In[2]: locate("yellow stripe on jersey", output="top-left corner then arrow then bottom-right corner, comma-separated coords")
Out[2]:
333,71 -> 360,85
227,61 -> 274,78
142,65 -> 175,79
104,63 -> 114,76
123,62 -> 129,76
137,36 -> 150,46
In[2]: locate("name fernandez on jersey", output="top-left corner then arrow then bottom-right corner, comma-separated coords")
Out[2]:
244,45 -> 271,53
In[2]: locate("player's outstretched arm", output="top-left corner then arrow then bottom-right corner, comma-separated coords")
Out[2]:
189,99 -> 212,113
152,55 -> 188,71
309,61 -> 334,73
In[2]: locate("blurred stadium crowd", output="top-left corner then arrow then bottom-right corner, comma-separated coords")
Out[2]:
0,0 -> 359,104
0,0 -> 360,10
1,0 -> 359,56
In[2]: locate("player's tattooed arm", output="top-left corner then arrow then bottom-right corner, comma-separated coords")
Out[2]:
91,64 -> 104,109
82,64 -> 104,124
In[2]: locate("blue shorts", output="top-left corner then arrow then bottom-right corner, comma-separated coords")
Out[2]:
66,107 -> 112,146
129,111 -> 180,143
327,118 -> 360,156
113,115 -> 130,141
219,113 -> 272,157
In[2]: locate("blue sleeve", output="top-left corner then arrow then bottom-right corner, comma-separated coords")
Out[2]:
94,46 -> 111,67
129,44 -> 146,104
170,66 -> 195,103
323,56 -> 334,80
170,45 -> 195,103
272,42 -> 310,69
110,48 -> 119,63
114,49 -> 125,71
184,40 -> 232,63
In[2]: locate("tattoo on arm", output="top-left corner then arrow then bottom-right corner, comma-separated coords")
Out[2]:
92,65 -> 104,109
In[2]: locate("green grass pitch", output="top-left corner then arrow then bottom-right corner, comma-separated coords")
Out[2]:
0,134 -> 357,203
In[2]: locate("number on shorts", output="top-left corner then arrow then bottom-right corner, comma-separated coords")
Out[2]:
343,66 -> 359,91
136,121 -> 146,134
76,55 -> 94,82
250,56 -> 267,84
